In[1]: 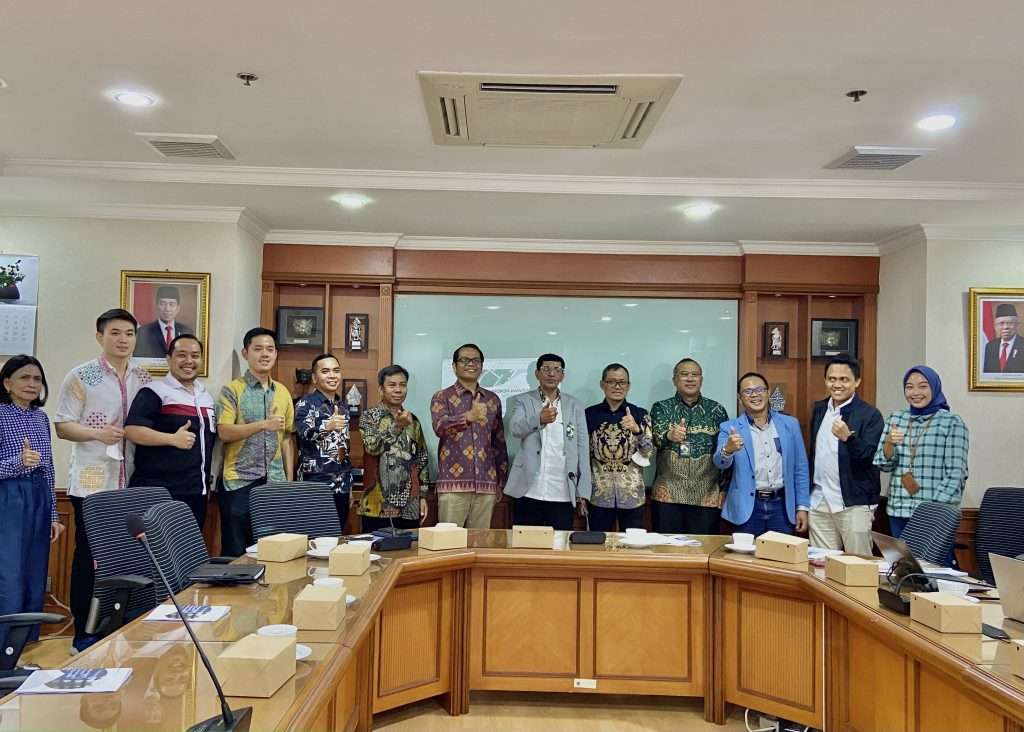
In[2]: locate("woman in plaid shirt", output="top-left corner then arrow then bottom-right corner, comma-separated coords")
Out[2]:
874,365 -> 969,538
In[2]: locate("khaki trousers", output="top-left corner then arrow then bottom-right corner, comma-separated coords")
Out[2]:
808,502 -> 875,556
438,492 -> 498,529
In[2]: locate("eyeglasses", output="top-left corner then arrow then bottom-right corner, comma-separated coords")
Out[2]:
603,379 -> 629,388
457,358 -> 482,366
539,367 -> 564,375
741,387 -> 767,397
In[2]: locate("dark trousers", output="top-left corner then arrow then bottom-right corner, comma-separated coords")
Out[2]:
69,495 -> 95,645
731,496 -> 794,536
216,478 -> 264,557
514,497 -> 575,530
334,492 -> 351,535
0,473 -> 51,649
359,515 -> 419,532
888,515 -> 909,538
652,501 -> 722,535
176,493 -> 208,533
587,504 -> 645,532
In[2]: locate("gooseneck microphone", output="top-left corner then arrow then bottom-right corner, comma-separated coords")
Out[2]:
126,513 -> 252,732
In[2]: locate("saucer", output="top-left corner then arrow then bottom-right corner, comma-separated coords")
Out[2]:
257,624 -> 298,637
306,549 -> 332,559
369,553 -> 382,562
346,594 -> 357,605
724,543 -> 756,554
296,644 -> 312,661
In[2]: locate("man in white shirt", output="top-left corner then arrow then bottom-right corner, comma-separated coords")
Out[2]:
55,308 -> 152,651
503,354 -> 591,530
807,355 -> 884,555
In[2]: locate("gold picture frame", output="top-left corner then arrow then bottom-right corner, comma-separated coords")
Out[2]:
120,270 -> 211,376
968,287 -> 1024,392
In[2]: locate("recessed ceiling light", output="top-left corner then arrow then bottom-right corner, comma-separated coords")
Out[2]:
333,193 -> 372,210
677,202 -> 720,221
917,114 -> 956,132
486,305 -> 501,311
600,316 -> 612,322
546,331 -> 558,336
623,303 -> 638,308
111,90 -> 156,107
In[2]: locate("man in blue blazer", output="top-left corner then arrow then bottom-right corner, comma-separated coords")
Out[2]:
714,372 -> 810,535
504,353 -> 591,530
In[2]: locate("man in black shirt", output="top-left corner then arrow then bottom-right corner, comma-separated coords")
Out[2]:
125,334 -> 216,529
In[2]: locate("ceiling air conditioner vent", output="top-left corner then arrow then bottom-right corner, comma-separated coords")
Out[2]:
136,133 -> 235,160
826,145 -> 933,171
419,72 -> 681,148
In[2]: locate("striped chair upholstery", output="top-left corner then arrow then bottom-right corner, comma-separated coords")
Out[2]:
975,487 -> 1024,584
248,480 -> 341,541
900,502 -> 962,566
142,501 -> 211,601
81,486 -> 173,632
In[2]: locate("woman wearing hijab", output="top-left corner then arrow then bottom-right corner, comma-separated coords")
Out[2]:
873,365 -> 969,537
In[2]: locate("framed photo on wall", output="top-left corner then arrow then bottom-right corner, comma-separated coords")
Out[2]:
276,306 -> 324,348
345,313 -> 369,352
120,270 -> 210,376
811,318 -> 858,359
969,287 -> 1024,392
762,322 -> 789,359
342,378 -> 368,418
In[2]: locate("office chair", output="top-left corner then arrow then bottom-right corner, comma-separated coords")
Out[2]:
141,500 -> 211,599
0,612 -> 65,691
975,487 -> 1024,584
248,480 -> 341,540
899,502 -> 961,566
81,486 -> 173,637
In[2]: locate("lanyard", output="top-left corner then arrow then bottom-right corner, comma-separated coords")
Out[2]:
906,414 -> 936,470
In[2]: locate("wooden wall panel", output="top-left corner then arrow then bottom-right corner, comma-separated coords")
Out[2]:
743,254 -> 880,292
335,654 -> 359,732
373,575 -> 451,712
592,577 -> 703,695
915,664 -> 1005,732
845,620 -> 912,732
264,244 -> 394,281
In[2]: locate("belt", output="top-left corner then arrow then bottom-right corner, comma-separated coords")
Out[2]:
755,488 -> 784,500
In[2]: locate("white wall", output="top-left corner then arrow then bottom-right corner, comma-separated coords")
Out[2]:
878,232 -> 1024,507
0,216 -> 263,481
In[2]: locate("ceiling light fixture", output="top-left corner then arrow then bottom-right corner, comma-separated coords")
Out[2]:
486,305 -> 501,311
414,332 -> 428,336
600,316 -> 613,322
546,331 -> 558,336
111,90 -> 156,107
333,193 -> 372,210
720,315 -> 733,320
623,303 -> 638,308
677,202 -> 720,221
678,329 -> 690,334
917,114 -> 956,131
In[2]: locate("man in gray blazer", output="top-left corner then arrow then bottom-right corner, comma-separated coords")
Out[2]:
504,353 -> 592,529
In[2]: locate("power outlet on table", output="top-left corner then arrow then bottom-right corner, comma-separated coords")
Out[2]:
573,678 -> 597,689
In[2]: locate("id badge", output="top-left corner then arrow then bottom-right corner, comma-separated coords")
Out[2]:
900,471 -> 920,496
678,443 -> 691,457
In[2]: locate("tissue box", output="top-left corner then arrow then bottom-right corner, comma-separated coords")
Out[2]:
755,531 -> 809,564
825,555 -> 878,586
511,525 -> 554,549
215,633 -> 296,697
1010,640 -> 1024,680
293,584 -> 347,630
910,592 -> 982,634
257,533 -> 308,563
329,543 -> 371,575
262,557 -> 309,585
419,523 -> 468,551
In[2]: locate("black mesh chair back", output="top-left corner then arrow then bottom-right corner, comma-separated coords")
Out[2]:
142,500 -> 211,601
81,486 -> 173,632
975,487 -> 1024,584
248,480 -> 341,540
900,501 -> 962,566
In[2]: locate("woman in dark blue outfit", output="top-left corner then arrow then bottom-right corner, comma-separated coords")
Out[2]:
0,355 -> 62,647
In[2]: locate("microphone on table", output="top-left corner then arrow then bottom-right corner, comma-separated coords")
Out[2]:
126,513 -> 252,732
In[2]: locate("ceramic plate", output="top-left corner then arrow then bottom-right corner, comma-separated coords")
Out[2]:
346,594 -> 357,605
724,543 -> 756,554
369,554 -> 382,562
306,549 -> 331,559
296,644 -> 312,661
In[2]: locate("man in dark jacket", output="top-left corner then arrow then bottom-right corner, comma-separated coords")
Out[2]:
808,355 -> 883,555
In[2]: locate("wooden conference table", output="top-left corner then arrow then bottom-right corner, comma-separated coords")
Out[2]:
2,530 -> 1024,731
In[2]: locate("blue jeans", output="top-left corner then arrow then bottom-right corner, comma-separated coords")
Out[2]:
888,515 -> 909,538
733,497 -> 794,535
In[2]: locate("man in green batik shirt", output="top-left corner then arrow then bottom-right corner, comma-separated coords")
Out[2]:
651,358 -> 729,535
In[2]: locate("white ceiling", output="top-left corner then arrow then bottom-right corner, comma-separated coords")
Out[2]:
3,0 -> 1024,246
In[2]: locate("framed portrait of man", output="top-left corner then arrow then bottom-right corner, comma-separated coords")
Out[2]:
969,287 -> 1024,392
120,270 -> 210,376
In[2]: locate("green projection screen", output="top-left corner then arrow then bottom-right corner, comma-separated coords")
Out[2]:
392,294 -> 738,476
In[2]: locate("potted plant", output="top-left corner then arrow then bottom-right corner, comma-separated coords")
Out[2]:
0,259 -> 26,302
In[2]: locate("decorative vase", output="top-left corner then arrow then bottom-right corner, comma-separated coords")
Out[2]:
0,284 -> 20,302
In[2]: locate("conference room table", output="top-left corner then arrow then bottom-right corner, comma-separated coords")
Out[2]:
2,530 -> 1024,731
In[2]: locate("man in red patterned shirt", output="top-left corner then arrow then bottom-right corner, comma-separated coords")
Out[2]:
430,344 -> 510,528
